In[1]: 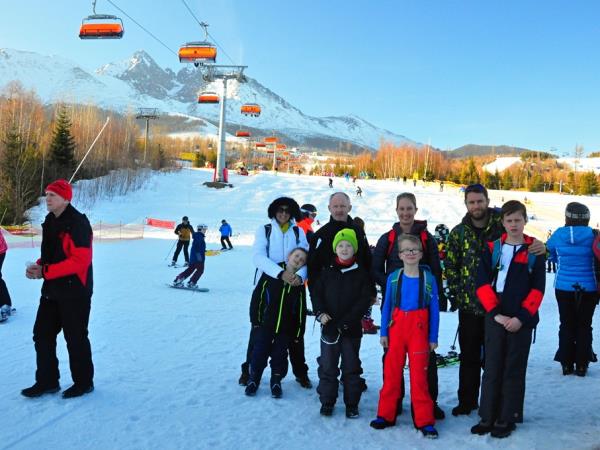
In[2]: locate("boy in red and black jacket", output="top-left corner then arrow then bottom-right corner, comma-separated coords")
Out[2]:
472,200 -> 545,439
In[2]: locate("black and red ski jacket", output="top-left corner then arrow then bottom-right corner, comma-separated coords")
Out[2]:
38,203 -> 93,300
475,233 -> 545,328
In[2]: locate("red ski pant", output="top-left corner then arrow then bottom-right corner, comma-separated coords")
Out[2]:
377,308 -> 434,427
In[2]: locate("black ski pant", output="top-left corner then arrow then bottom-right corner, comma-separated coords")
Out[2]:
384,349 -> 438,404
555,289 -> 598,367
317,336 -> 363,407
172,240 -> 190,263
479,315 -> 532,424
220,236 -> 233,249
0,253 -> 11,307
33,295 -> 94,387
249,327 -> 290,383
242,327 -> 309,379
457,311 -> 485,408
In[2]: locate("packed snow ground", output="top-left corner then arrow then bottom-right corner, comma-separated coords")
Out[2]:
2,168 -> 600,450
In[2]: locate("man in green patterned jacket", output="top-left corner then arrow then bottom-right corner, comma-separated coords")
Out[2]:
445,184 -> 545,416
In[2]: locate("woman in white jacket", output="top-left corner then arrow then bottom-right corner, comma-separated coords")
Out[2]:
239,197 -> 312,391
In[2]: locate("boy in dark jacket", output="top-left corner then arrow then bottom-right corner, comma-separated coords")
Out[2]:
173,225 -> 207,288
472,200 -> 545,438
245,248 -> 308,398
312,228 -> 374,418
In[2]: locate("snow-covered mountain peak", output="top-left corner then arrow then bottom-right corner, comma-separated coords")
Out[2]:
0,48 -> 417,150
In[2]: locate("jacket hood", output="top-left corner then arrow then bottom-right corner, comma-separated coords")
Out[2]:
553,225 -> 594,246
392,219 -> 428,235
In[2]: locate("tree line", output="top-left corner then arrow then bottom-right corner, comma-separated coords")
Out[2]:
314,141 -> 599,195
0,81 -> 165,225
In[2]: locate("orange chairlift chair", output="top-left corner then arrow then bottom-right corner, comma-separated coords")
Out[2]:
179,22 -> 217,66
79,1 -> 124,39
197,92 -> 219,104
241,103 -> 261,117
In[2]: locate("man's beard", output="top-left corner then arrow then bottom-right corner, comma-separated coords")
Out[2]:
469,208 -> 487,220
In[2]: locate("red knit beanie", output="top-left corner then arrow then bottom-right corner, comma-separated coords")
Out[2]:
46,179 -> 72,201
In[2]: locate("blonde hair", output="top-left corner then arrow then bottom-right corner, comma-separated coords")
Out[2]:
397,233 -> 423,251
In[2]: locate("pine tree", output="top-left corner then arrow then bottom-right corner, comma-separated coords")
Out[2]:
577,172 -> 599,195
0,126 -> 40,223
460,158 -> 480,185
501,171 -> 513,190
48,106 -> 76,180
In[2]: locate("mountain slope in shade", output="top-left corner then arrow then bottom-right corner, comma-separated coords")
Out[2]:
0,48 -> 417,151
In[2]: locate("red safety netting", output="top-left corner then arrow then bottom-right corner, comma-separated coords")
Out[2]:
146,218 -> 176,229
2,221 -> 145,249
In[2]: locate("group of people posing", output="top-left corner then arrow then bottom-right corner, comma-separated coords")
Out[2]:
240,184 -> 599,440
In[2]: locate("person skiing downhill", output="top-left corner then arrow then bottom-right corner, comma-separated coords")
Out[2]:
219,219 -> 233,251
173,225 -> 207,289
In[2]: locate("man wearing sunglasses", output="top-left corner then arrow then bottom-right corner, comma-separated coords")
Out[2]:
445,184 -> 545,417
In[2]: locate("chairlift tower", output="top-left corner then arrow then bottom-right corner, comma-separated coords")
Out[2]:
136,108 -> 159,163
200,64 -> 248,182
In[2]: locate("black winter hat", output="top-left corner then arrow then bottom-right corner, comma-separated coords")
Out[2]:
300,203 -> 317,218
268,197 -> 302,222
565,202 -> 590,220
182,216 -> 189,221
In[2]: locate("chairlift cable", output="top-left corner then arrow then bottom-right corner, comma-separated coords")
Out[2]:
105,0 -> 178,57
180,0 -> 237,65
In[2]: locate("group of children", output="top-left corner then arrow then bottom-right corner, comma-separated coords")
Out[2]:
243,198 -> 552,440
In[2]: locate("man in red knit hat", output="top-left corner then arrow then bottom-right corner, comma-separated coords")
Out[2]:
22,179 -> 95,399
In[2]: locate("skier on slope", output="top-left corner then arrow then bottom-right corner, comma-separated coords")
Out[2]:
173,225 -> 207,289
171,216 -> 194,267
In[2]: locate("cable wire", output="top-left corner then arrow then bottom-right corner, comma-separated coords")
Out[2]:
180,0 -> 238,65
105,0 -> 178,57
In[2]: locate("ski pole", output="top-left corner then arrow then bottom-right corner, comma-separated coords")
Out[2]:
165,240 -> 177,261
450,325 -> 459,351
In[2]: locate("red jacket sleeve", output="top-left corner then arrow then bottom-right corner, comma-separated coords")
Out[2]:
43,232 -> 93,286
475,243 -> 500,315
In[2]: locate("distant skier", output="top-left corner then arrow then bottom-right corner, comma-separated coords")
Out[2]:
328,178 -> 333,189
173,224 -> 207,289
0,228 -> 13,322
439,181 -> 444,192
171,216 -> 194,267
545,230 -> 556,273
356,186 -> 363,197
219,219 -> 233,251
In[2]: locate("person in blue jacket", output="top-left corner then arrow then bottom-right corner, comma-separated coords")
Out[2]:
173,224 -> 207,288
546,202 -> 599,377
219,219 -> 233,250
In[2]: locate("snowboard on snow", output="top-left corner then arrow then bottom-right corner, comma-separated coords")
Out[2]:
436,351 -> 459,368
167,283 -> 209,292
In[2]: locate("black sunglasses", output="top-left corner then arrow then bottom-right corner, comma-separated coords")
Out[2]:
277,206 -> 290,213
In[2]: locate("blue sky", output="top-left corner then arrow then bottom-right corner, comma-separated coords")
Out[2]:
1,0 -> 600,154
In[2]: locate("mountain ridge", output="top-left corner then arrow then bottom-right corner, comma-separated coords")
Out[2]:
0,48 -> 417,151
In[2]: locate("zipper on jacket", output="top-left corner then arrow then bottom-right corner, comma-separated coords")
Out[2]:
275,284 -> 291,333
